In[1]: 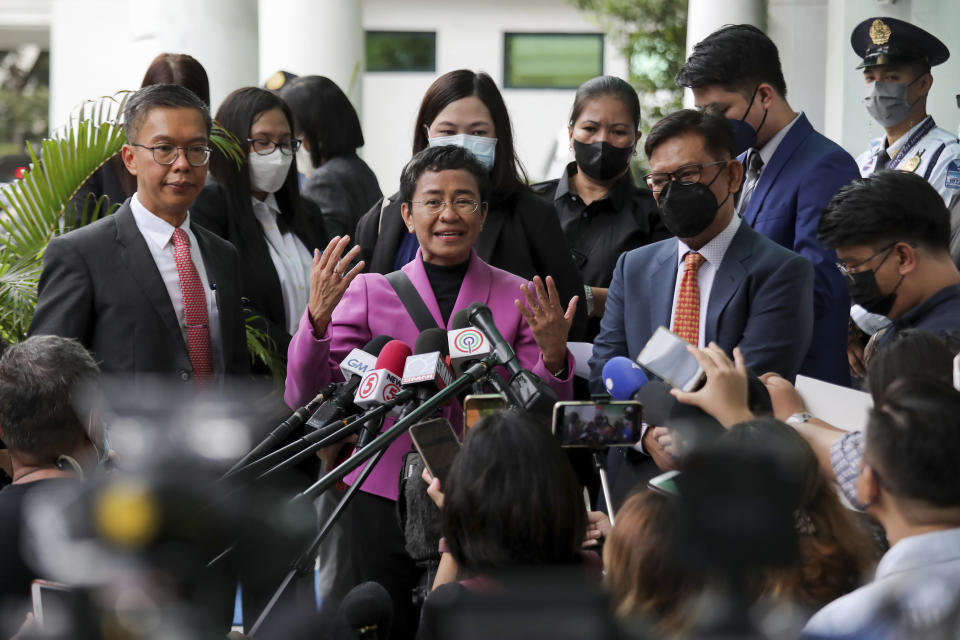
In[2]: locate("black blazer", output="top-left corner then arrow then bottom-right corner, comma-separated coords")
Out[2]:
354,188 -> 588,340
301,152 -> 383,239
191,181 -> 329,361
29,200 -> 249,382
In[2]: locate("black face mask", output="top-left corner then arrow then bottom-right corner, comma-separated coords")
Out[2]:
725,85 -> 768,156
657,168 -> 730,238
845,249 -> 903,316
573,140 -> 634,181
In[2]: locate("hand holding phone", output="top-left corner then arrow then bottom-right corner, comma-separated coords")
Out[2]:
636,326 -> 705,392
410,418 -> 461,485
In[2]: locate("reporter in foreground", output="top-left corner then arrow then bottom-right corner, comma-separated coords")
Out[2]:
284,145 -> 575,640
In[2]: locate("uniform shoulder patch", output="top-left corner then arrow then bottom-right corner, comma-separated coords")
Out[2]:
946,160 -> 960,189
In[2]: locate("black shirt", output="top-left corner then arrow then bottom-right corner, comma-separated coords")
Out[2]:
532,162 -> 668,289
422,258 -> 471,325
880,283 -> 960,346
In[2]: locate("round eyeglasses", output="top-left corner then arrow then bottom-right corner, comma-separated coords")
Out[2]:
130,143 -> 211,167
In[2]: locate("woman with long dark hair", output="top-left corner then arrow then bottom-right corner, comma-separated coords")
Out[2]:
191,87 -> 328,370
280,75 -> 382,239
354,69 -> 587,339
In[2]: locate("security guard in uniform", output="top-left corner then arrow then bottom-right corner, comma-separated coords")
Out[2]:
848,17 -> 960,352
851,17 -> 960,265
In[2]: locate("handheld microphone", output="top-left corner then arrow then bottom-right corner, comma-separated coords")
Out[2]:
334,581 -> 394,640
466,301 -> 522,375
602,356 -> 650,400
306,335 -> 393,431
448,309 -> 493,376
402,328 -> 454,402
353,340 -> 411,410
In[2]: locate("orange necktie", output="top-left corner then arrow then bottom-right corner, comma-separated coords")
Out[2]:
672,251 -> 706,346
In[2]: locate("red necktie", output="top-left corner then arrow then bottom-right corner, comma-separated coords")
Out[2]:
172,228 -> 213,385
672,251 -> 706,346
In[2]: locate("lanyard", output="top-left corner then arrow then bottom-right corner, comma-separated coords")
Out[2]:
888,117 -> 936,168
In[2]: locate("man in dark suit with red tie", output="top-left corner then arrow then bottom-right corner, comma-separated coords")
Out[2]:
30,84 -> 248,383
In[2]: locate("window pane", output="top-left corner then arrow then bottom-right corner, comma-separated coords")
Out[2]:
504,33 -> 603,89
365,31 -> 436,72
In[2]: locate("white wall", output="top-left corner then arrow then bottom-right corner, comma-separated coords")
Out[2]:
361,0 -> 628,194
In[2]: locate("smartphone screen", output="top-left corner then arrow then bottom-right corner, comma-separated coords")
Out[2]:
410,418 -> 461,484
636,326 -> 705,392
463,393 -> 506,430
648,470 -> 682,497
552,401 -> 642,447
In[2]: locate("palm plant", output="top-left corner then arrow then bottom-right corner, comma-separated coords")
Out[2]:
0,91 -> 281,381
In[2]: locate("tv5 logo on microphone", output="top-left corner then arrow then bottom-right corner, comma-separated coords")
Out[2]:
354,369 -> 402,409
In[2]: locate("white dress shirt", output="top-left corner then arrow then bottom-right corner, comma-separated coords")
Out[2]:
669,214 -> 741,347
251,193 -> 313,336
804,527 -> 960,636
130,193 -> 224,373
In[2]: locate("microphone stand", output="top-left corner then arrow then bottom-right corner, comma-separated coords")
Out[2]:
592,450 -> 615,526
247,354 -> 498,636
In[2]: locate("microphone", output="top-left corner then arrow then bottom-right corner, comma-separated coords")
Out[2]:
333,581 -> 394,640
448,309 -> 493,375
465,302 -> 558,422
466,301 -> 522,375
402,328 -> 454,407
602,356 -> 650,400
306,335 -> 393,432
354,339 -> 412,447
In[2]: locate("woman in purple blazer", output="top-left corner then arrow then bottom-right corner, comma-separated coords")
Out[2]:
284,145 -> 576,639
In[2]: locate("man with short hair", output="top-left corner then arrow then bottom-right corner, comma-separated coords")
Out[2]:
804,379 -> 960,636
589,109 -> 813,471
676,24 -> 856,386
0,336 -> 102,634
818,169 -> 960,345
29,84 -> 248,384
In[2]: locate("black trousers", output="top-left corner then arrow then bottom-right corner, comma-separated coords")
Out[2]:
319,488 -> 422,640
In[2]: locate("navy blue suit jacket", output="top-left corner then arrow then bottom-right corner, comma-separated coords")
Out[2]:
741,114 -> 857,385
588,221 -> 814,393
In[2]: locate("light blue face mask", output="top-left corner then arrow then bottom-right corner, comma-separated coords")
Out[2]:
428,133 -> 497,171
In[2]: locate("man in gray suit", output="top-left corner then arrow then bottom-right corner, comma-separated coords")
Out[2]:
30,84 -> 248,383
589,110 -> 813,471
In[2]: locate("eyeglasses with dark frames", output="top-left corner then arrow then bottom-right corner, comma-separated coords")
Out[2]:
247,138 -> 302,156
130,143 -> 211,167
643,160 -> 728,193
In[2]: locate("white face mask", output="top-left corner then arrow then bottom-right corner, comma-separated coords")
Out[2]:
428,133 -> 497,171
296,143 -> 315,176
248,149 -> 293,194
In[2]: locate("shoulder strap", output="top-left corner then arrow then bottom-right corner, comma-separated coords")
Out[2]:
385,270 -> 440,332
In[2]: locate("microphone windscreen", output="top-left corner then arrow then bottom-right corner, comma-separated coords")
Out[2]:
334,581 -> 394,639
602,357 -> 649,400
414,327 -> 449,356
635,380 -> 676,427
363,335 -> 393,357
376,340 -> 413,377
451,308 -> 471,330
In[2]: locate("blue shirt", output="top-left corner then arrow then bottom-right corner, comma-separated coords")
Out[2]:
804,528 -> 960,637
880,283 -> 960,346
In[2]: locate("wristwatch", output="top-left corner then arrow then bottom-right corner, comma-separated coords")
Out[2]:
786,411 -> 815,425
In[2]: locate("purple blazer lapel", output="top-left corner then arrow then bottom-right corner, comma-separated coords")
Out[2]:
399,249 -> 495,329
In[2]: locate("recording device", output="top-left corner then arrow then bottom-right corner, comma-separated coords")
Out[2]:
601,356 -> 649,400
552,400 -> 642,447
467,302 -> 522,375
402,328 -> 454,406
305,335 -> 393,432
463,393 -> 507,429
448,321 -> 493,376
648,469 -> 681,497
636,326 -> 705,392
409,417 -> 461,485
334,581 -> 394,640
353,340 -> 411,410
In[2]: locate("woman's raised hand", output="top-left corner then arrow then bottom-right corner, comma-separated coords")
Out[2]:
516,275 -> 577,374
307,235 -> 365,336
